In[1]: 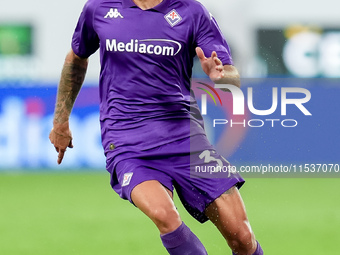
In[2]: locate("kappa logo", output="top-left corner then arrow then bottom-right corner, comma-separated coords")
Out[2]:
164,9 -> 182,27
122,172 -> 133,187
104,8 -> 123,19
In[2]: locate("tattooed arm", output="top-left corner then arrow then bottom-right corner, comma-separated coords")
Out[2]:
49,49 -> 88,164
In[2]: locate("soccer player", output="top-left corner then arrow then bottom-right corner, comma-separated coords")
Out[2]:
49,0 -> 263,254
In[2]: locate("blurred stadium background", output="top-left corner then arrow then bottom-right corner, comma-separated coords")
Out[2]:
1,0 -> 340,254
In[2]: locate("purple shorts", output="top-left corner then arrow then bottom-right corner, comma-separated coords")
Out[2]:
108,135 -> 244,223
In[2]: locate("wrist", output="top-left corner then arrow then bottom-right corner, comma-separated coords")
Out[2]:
53,119 -> 70,131
52,128 -> 72,139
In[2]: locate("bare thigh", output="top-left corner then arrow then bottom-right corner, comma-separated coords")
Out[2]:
131,180 -> 182,235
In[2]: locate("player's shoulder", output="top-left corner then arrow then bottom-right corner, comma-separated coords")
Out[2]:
82,0 -> 104,12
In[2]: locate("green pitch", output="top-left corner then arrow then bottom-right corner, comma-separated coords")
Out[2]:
0,172 -> 339,254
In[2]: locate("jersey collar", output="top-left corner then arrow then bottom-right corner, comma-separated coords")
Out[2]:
122,0 -> 170,13
122,0 -> 136,9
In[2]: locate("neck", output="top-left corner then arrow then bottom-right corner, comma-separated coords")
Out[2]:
133,0 -> 163,10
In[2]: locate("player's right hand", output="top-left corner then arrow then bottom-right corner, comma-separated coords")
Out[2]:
49,126 -> 73,165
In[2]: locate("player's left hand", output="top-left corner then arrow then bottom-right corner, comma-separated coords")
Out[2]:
195,47 -> 225,83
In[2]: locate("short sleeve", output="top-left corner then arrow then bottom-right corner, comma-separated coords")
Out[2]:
194,4 -> 233,65
71,0 -> 99,58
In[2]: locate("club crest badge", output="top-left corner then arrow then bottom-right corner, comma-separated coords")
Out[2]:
122,172 -> 133,187
164,9 -> 182,27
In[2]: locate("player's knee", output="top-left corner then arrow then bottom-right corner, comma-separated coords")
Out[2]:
149,207 -> 181,234
229,225 -> 256,254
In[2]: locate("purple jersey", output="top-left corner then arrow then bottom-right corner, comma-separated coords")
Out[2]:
71,0 -> 234,167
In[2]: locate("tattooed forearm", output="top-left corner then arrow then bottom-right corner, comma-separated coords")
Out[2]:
216,65 -> 241,89
53,51 -> 88,125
